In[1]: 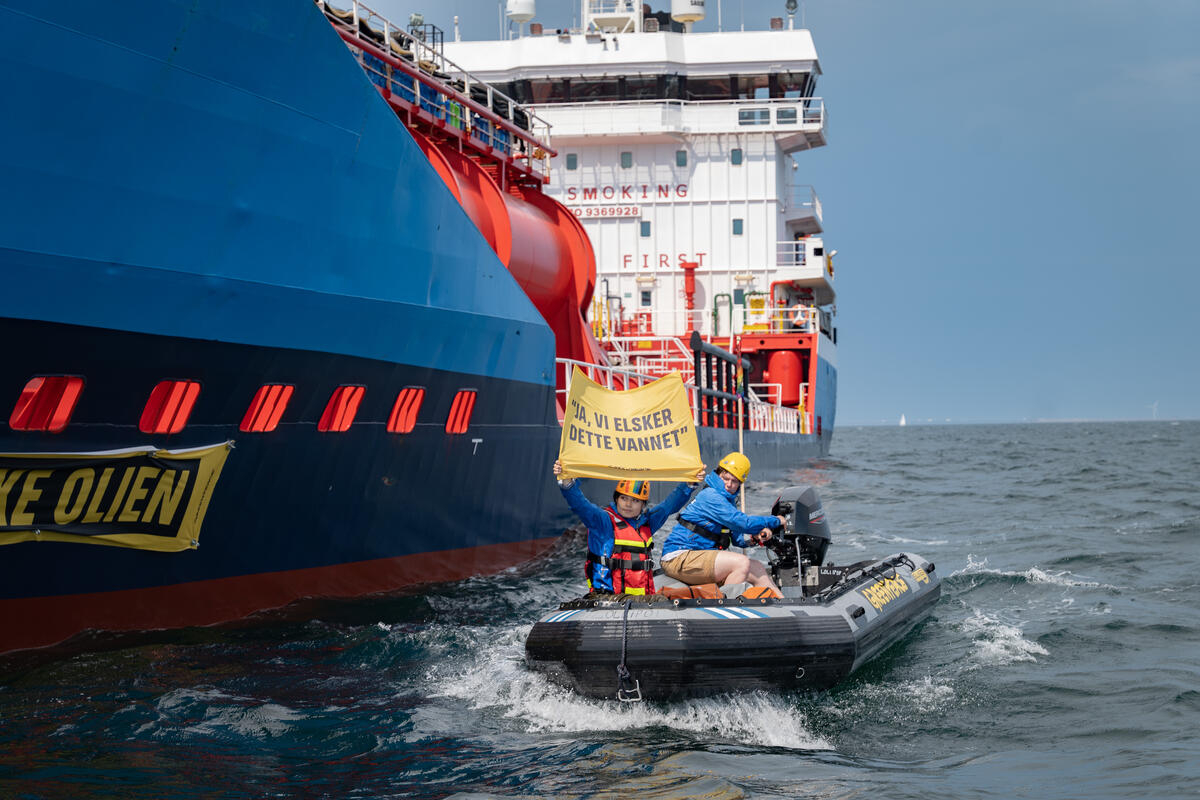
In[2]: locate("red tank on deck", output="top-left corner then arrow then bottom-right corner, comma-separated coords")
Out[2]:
410,131 -> 606,374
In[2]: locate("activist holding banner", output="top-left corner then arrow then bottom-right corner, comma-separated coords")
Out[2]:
553,459 -> 704,595
659,451 -> 786,596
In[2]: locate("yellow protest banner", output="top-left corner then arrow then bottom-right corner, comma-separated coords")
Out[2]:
558,368 -> 702,481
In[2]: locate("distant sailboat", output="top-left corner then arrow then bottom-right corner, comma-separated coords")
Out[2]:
899,414 -> 907,427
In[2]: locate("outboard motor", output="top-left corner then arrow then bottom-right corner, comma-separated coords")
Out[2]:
768,486 -> 832,593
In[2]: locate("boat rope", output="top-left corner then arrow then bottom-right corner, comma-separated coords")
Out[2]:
615,598 -> 642,702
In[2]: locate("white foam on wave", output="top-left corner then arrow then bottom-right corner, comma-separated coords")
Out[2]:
828,675 -> 956,720
960,609 -> 1048,667
882,534 -> 950,546
135,687 -> 304,740
403,623 -> 831,751
953,554 -> 1107,588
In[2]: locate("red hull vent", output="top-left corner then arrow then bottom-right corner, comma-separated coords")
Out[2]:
387,387 -> 425,434
241,384 -> 295,433
318,385 -> 365,432
140,380 -> 201,434
9,376 -> 85,433
445,389 -> 477,434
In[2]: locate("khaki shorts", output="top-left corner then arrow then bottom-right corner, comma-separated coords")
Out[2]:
661,549 -> 719,585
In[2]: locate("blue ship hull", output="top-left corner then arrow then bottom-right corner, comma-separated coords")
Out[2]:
0,0 -> 832,652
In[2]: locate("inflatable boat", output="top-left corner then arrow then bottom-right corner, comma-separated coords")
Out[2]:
525,487 -> 940,701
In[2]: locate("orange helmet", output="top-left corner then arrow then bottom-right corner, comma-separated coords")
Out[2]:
615,479 -> 651,501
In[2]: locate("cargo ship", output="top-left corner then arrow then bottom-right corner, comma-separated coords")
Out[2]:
0,0 -> 836,653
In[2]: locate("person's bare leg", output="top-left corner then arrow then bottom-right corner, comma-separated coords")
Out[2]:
745,558 -> 782,594
712,551 -> 751,584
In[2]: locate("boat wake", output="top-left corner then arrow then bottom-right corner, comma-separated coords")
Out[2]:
399,622 -> 833,751
958,610 -> 1048,667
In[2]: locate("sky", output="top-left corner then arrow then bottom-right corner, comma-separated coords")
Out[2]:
369,0 -> 1200,425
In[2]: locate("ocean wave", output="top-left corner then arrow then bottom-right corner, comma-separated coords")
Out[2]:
950,554 -> 1110,589
959,610 -> 1048,667
827,675 -> 957,721
879,534 -> 950,546
136,687 -> 305,741
411,623 -> 832,751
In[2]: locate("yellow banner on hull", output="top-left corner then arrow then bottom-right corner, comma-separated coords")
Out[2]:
0,441 -> 231,552
558,368 -> 702,482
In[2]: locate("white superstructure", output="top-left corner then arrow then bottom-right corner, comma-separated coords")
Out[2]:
446,3 -> 835,352
445,1 -> 838,435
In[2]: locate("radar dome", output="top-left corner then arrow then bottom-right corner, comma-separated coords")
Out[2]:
670,0 -> 706,24
506,0 -> 535,24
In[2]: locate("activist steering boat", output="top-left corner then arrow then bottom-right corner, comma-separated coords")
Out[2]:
525,487 -> 940,701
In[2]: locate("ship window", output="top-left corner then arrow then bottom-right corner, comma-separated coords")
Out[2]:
445,389 -> 477,434
573,79 -> 619,101
387,386 -> 425,434
317,385 -> 365,432
687,76 -> 731,100
738,108 -> 770,125
661,74 -> 682,100
641,290 -> 652,307
566,153 -> 578,170
640,220 -> 651,237
776,107 -> 798,125
732,218 -> 744,236
626,76 -> 657,100
731,148 -> 743,165
738,74 -> 769,99
9,375 -> 84,433
139,380 -> 201,435
620,151 -> 633,169
240,384 -> 294,433
675,150 -> 687,167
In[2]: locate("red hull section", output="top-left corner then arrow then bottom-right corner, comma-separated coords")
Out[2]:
0,537 -> 558,654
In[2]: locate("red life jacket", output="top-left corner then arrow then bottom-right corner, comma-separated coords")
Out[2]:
585,508 -> 656,596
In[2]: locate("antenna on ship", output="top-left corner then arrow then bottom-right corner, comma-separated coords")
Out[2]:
785,0 -> 797,29
507,0 -> 536,38
671,0 -> 706,33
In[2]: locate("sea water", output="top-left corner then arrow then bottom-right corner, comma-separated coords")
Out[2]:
2,421 -> 1197,799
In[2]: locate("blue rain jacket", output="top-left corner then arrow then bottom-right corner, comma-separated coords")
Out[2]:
559,479 -> 695,592
660,471 -> 782,558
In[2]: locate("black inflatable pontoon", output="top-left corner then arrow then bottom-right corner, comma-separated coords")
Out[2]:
525,487 -> 940,701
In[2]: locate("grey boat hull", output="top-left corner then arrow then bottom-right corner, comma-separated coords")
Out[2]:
525,553 -> 940,701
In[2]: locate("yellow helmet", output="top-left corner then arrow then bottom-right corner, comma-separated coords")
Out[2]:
615,479 -> 651,501
717,451 -> 751,483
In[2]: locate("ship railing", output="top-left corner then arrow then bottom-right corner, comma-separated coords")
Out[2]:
531,97 -> 824,137
596,308 -> 707,342
746,384 -> 801,434
603,336 -> 696,380
782,183 -> 823,227
740,305 -> 820,335
319,0 -> 555,181
774,239 -> 833,281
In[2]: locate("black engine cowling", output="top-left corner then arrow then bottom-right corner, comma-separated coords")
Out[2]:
768,487 -> 832,590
